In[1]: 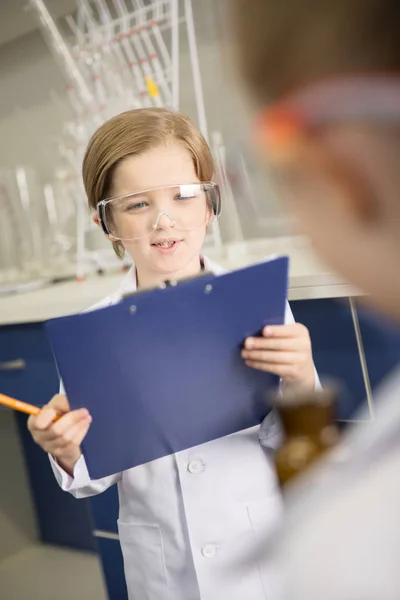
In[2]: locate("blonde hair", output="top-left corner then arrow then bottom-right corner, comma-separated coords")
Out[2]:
82,107 -> 215,258
230,0 -> 400,104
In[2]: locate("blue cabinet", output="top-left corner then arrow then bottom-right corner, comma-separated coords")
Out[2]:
290,297 -> 400,421
0,321 -> 129,598
91,484 -> 119,534
0,323 -> 96,551
355,303 -> 400,398
96,537 -> 128,600
0,323 -> 59,404
90,479 -> 124,598
290,298 -> 369,420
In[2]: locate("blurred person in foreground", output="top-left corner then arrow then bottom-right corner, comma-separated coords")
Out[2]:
228,0 -> 400,599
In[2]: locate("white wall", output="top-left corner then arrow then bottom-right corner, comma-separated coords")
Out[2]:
0,30 -> 73,181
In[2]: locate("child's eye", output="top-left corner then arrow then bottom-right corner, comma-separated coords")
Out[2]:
175,184 -> 202,201
175,193 -> 196,201
124,201 -> 148,212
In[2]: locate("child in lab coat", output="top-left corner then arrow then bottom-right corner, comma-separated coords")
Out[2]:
229,1 -> 400,599
28,108 -> 318,600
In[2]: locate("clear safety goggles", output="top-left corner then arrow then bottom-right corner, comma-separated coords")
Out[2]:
97,181 -> 221,241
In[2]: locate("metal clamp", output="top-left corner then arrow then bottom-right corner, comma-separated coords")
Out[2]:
0,359 -> 26,371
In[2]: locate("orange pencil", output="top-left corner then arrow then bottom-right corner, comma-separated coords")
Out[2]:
0,393 -> 60,421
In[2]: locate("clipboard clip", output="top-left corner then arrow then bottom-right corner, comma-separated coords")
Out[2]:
122,270 -> 213,300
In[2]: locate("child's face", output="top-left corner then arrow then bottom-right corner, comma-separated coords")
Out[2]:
257,122 -> 400,319
108,143 -> 209,282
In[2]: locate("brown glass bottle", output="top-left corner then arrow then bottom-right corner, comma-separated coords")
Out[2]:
273,387 -> 340,489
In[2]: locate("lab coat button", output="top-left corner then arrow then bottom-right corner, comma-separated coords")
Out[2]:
202,544 -> 217,558
188,460 -> 204,474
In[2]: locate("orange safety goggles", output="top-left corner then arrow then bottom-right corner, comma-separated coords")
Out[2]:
258,75 -> 400,164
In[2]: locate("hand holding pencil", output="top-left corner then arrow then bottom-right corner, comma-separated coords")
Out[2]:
26,394 -> 92,476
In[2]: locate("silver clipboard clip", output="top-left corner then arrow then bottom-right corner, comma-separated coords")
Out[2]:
122,270 -> 213,300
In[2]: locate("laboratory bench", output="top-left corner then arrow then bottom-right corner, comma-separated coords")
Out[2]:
1,237 -> 400,600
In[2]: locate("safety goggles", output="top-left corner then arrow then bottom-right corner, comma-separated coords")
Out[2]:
258,75 -> 400,165
97,181 -> 221,241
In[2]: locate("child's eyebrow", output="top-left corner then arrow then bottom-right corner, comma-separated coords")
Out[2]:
118,191 -> 151,200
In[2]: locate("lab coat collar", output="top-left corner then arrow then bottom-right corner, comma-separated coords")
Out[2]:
115,256 -> 226,299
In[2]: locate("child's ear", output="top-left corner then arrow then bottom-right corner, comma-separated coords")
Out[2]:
92,211 -> 114,240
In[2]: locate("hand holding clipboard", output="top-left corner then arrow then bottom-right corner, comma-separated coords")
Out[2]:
45,257 -> 289,479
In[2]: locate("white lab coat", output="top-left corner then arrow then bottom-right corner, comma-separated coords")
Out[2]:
267,366 -> 400,600
50,256 -> 315,600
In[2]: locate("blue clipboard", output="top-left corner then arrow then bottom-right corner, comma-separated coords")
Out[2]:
45,256 -> 289,479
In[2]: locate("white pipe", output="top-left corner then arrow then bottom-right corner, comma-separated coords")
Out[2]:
43,183 -> 58,227
77,3 -> 86,37
81,0 -> 105,46
29,0 -> 94,108
113,39 -> 137,86
154,0 -> 163,21
113,0 -> 128,21
106,0 -> 171,108
114,0 -> 150,104
75,0 -> 169,47
170,0 -> 179,110
184,0 -> 208,141
131,0 -> 145,12
65,14 -> 85,47
151,16 -> 173,72
140,28 -> 172,106
94,0 -> 113,26
128,1 -> 171,106
121,35 -> 151,106
130,28 -> 161,107
89,0 -> 137,90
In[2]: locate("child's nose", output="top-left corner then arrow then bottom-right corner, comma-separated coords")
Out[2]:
152,210 -> 176,229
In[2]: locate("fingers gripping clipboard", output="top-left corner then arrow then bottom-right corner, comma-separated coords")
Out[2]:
45,256 -> 289,479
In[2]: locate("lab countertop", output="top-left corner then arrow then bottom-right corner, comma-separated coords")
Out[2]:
0,237 -> 359,326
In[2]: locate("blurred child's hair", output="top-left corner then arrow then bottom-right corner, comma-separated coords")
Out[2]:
83,108 -> 214,257
230,0 -> 400,103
